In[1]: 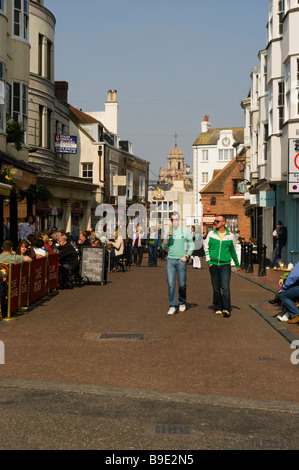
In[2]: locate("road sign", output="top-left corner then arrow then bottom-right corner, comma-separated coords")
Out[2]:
289,139 -> 299,193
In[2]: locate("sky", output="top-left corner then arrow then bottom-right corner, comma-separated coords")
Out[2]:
48,0 -> 269,180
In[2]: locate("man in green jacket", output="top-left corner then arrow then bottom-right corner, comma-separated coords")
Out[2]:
205,215 -> 241,318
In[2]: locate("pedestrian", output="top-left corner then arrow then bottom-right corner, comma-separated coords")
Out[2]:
191,225 -> 204,269
205,215 -> 241,318
132,225 -> 144,267
70,222 -> 80,244
267,220 -> 287,269
162,212 -> 194,315
147,226 -> 161,267
19,215 -> 36,240
278,262 -> 299,324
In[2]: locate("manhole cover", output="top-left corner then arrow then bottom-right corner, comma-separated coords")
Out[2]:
100,333 -> 145,340
155,425 -> 190,435
82,332 -> 155,342
258,357 -> 276,361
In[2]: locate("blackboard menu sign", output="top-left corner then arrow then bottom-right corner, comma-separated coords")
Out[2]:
80,246 -> 106,284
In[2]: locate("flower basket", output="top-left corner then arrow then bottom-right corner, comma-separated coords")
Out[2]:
6,120 -> 25,151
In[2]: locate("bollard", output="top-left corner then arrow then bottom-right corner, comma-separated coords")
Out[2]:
246,243 -> 254,273
240,242 -> 247,270
258,244 -> 267,277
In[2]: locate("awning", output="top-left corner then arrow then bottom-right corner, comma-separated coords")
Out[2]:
0,182 -> 12,197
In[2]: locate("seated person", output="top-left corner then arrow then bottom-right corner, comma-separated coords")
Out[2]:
278,262 -> 299,323
32,237 -> 47,258
89,231 -> 102,247
58,235 -> 79,288
16,239 -> 31,257
109,229 -> 124,272
0,240 -> 32,264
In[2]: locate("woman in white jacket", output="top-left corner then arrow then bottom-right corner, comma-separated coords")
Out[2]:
110,229 -> 124,272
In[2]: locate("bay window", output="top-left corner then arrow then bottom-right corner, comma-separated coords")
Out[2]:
13,0 -> 29,41
12,81 -> 28,144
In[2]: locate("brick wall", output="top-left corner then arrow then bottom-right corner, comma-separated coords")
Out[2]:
201,161 -> 251,240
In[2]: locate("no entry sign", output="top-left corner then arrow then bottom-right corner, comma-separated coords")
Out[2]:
289,139 -> 299,193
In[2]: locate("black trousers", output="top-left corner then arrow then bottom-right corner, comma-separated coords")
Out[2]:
133,246 -> 143,265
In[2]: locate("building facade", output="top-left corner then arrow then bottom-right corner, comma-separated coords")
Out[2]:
192,115 -> 244,225
149,144 -> 193,233
27,0 -> 97,233
0,0 -> 39,247
200,157 -> 251,240
159,145 -> 190,184
69,91 -> 150,233
243,0 -> 299,265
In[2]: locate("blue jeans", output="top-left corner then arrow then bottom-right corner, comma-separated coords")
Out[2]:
166,258 -> 187,307
279,285 -> 299,318
148,245 -> 158,266
209,264 -> 232,312
269,242 -> 285,268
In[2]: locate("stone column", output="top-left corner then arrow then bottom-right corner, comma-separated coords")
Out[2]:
64,199 -> 73,234
42,36 -> 48,78
84,201 -> 92,230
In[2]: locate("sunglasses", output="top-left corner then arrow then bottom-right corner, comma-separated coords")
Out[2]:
214,220 -> 223,223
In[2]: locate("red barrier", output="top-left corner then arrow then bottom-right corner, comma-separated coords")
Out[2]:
8,263 -> 21,315
29,257 -> 46,304
3,255 -> 59,320
20,261 -> 30,309
47,253 -> 59,292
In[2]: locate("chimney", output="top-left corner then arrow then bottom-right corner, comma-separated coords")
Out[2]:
107,90 -> 112,102
112,90 -> 118,102
54,81 -> 69,102
201,115 -> 211,133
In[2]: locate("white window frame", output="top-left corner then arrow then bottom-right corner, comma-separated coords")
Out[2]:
0,0 -> 6,14
138,175 -> 145,199
218,149 -> 234,161
201,149 -> 209,161
202,172 -> 209,184
13,0 -> 29,41
126,169 -> 133,200
12,80 -> 28,144
81,163 -> 93,179
278,80 -> 285,130
110,164 -> 118,197
0,60 -> 5,133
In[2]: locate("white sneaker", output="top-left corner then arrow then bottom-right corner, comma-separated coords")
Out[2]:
167,307 -> 177,315
277,314 -> 290,321
179,304 -> 186,312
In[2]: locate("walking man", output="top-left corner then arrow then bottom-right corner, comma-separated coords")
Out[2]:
162,212 -> 194,315
205,215 -> 241,318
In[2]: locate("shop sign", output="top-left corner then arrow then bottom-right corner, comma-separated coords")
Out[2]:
259,191 -> 275,207
250,194 -> 259,205
113,175 -> 127,186
203,214 -> 216,226
289,139 -> 299,193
